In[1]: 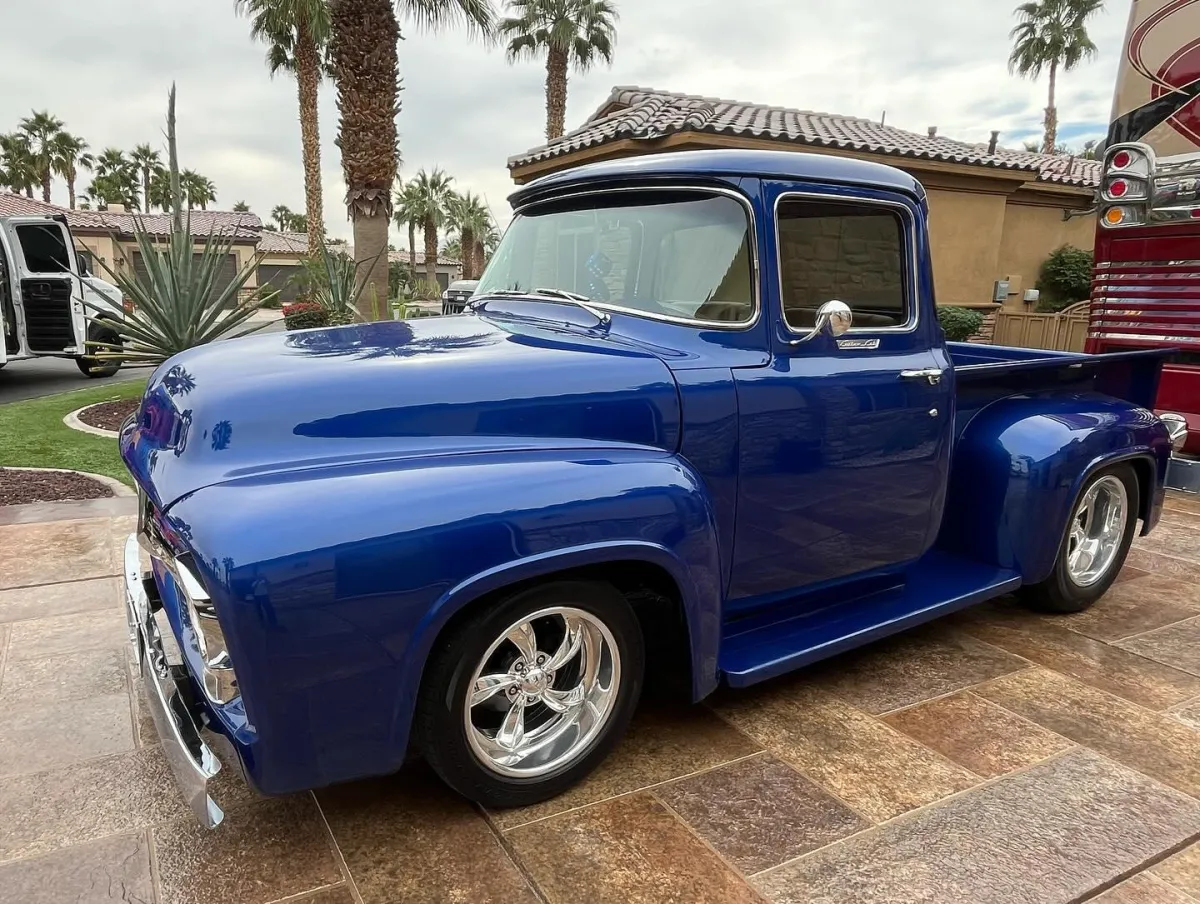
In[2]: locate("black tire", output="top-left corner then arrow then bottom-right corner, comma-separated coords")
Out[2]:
1018,463 -> 1139,613
77,319 -> 122,378
416,580 -> 644,809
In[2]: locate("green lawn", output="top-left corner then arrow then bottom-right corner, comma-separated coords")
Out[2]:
0,380 -> 146,486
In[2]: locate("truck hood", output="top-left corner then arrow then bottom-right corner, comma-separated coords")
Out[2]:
121,315 -> 682,509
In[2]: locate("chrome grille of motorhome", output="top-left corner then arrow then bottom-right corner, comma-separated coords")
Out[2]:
20,277 -> 73,352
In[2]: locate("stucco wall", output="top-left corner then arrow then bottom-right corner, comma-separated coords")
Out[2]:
996,199 -> 1096,309
924,189 -> 1009,306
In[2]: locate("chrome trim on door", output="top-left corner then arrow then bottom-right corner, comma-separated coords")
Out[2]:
772,189 -> 921,338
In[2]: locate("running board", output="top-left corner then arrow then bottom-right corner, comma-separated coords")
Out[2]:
719,552 -> 1022,687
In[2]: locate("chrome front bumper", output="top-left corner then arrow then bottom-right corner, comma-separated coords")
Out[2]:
122,533 -> 225,828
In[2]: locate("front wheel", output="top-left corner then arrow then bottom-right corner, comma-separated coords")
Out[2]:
416,581 -> 644,809
1018,463 -> 1139,613
77,320 -> 122,378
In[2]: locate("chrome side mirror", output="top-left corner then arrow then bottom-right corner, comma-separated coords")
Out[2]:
790,300 -> 853,345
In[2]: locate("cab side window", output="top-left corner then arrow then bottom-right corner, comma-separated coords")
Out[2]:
777,199 -> 908,330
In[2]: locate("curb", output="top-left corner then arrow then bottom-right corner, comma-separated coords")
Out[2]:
63,404 -> 122,439
3,466 -> 135,497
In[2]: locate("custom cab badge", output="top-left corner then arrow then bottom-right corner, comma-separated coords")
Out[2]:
837,337 -> 880,350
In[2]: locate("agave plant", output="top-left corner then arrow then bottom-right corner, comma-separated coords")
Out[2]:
82,85 -> 275,365
302,241 -> 386,324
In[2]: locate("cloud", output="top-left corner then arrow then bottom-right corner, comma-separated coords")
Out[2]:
1,0 -> 1129,243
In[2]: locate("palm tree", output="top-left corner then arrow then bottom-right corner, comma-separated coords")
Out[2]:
232,200 -> 252,212
49,133 -> 93,209
180,170 -> 217,209
446,190 -> 489,278
146,168 -> 174,212
500,0 -> 618,141
236,0 -> 330,256
408,168 -> 454,291
85,172 -> 140,211
94,147 -> 131,178
1008,0 -> 1104,154
18,110 -> 66,202
129,144 -> 162,213
1,133 -> 39,198
393,178 -> 422,279
328,0 -> 496,319
271,204 -> 295,231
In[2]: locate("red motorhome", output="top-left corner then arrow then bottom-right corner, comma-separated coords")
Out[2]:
1089,0 -> 1200,458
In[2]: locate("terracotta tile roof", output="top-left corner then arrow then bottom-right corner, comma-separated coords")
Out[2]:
388,249 -> 461,267
257,230 -> 309,254
0,192 -> 262,238
508,87 -> 1102,188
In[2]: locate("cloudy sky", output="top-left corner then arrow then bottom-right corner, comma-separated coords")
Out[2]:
1,0 -> 1132,242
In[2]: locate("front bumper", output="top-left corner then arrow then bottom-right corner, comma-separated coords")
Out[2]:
122,533 -> 225,828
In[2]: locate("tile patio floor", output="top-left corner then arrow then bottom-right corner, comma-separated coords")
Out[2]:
0,494 -> 1199,903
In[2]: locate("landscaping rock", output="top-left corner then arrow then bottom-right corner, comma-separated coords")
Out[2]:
0,468 -> 116,506
77,399 -> 139,433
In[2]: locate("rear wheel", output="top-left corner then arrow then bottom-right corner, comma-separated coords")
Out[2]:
1018,463 -> 1139,613
416,580 -> 644,808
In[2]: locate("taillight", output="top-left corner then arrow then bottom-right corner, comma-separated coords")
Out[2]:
1112,150 -> 1133,169
1102,205 -> 1143,227
1109,179 -> 1128,197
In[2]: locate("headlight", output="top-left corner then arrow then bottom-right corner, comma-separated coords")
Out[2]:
176,556 -> 239,703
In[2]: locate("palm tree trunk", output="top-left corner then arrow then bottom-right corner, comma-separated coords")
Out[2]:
424,214 -> 438,290
408,220 -> 416,284
295,19 -> 326,257
545,47 -> 569,140
475,239 -> 485,274
1043,59 -> 1058,154
41,170 -> 51,204
462,227 -> 475,280
142,169 -> 151,213
355,211 -> 390,319
329,0 -> 399,321
67,169 -> 76,209
24,185 -> 33,199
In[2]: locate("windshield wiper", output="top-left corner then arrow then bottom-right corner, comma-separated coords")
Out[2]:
470,288 -> 611,326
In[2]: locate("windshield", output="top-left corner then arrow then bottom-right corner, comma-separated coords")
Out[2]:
477,190 -> 755,325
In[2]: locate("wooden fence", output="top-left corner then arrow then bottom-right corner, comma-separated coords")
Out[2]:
992,301 -> 1090,352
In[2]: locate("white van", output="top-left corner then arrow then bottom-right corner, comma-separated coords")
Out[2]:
0,215 -> 124,377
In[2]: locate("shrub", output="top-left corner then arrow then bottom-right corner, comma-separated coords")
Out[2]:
1035,244 -> 1093,312
937,305 -> 985,341
282,301 -> 329,330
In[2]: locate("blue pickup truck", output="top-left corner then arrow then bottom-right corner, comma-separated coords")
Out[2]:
121,149 -> 1185,827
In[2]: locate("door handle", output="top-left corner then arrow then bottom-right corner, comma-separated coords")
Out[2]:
899,368 -> 944,385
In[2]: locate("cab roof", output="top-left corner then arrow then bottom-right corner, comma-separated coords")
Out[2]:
509,149 -> 926,207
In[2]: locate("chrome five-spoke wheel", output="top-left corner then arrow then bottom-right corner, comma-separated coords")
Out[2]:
465,607 -> 620,778
1065,475 -> 1128,587
417,580 -> 643,808
1019,464 -> 1139,614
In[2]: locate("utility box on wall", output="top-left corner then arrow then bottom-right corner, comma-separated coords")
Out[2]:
992,279 -> 1010,303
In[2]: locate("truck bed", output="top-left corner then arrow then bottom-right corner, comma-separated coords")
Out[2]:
947,341 -> 1173,435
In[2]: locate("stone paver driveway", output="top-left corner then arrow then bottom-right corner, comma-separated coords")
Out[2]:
1,495 -> 1199,904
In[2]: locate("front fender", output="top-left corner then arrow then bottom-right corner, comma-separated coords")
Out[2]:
938,392 -> 1169,583
167,447 -> 722,795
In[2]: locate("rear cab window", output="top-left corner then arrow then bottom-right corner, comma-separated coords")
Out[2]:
777,199 -> 909,331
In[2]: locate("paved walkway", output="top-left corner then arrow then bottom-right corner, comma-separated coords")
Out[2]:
0,495 -> 1198,903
